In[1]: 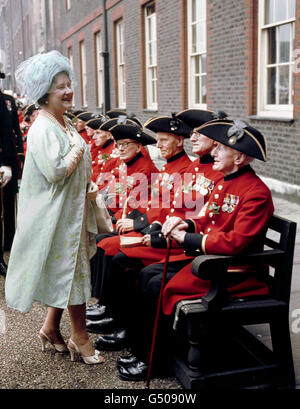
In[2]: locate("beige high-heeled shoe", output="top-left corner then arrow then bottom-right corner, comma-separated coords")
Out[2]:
38,329 -> 68,353
68,339 -> 105,365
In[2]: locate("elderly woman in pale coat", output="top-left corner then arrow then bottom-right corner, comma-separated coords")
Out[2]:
5,50 -> 104,365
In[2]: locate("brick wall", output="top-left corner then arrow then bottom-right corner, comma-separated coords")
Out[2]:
58,0 -> 300,190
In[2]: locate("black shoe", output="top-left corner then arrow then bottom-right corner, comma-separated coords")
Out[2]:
94,328 -> 129,351
118,359 -> 148,381
86,317 -> 116,334
86,304 -> 107,320
116,353 -> 139,368
86,303 -> 101,311
0,262 -> 7,277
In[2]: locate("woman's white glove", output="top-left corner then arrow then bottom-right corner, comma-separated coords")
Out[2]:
0,166 -> 12,188
64,131 -> 85,177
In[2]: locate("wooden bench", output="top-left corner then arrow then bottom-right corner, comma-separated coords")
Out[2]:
171,215 -> 297,389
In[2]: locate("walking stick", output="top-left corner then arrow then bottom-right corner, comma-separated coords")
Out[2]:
146,238 -> 172,388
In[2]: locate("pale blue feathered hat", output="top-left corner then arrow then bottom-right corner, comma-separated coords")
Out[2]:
15,50 -> 73,103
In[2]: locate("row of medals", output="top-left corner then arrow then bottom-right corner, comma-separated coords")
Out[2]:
222,193 -> 239,213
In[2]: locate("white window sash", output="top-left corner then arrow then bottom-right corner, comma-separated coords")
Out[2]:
67,47 -> 75,106
145,5 -> 158,110
95,32 -> 103,108
66,0 -> 71,11
79,41 -> 88,107
257,0 -> 295,118
116,21 -> 126,109
187,0 -> 207,109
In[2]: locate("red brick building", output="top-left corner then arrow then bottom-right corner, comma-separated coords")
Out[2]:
0,0 -> 299,199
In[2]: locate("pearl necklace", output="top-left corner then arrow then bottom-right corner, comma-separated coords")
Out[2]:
39,109 -> 73,136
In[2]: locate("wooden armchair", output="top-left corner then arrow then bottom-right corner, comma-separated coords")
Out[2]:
172,215 -> 297,389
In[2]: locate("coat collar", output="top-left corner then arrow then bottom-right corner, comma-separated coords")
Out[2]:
125,151 -> 143,167
224,164 -> 252,181
166,149 -> 186,163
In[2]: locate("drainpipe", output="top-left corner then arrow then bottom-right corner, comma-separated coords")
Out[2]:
20,0 -> 25,59
102,0 -> 110,113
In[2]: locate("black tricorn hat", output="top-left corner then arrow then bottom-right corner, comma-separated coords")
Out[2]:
144,115 -> 192,138
64,112 -> 75,120
196,119 -> 267,161
106,110 -> 143,127
73,110 -> 85,116
86,116 -> 107,130
106,109 -> 127,118
110,123 -> 157,146
175,109 -> 228,129
24,103 -> 39,116
99,116 -> 139,131
76,112 -> 96,122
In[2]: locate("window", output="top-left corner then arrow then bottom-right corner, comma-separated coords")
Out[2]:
79,40 -> 88,107
187,0 -> 207,108
258,0 -> 295,117
115,19 -> 126,108
144,3 -> 157,110
66,0 -> 71,10
67,46 -> 75,105
95,31 -> 104,108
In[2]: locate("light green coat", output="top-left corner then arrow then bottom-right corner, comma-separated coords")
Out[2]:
5,115 -> 97,313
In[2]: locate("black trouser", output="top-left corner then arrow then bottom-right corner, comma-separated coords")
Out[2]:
128,260 -> 190,364
106,252 -> 144,325
90,232 -> 116,300
104,257 -> 189,368
0,173 -> 17,259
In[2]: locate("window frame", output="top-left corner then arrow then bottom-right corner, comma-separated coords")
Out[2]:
94,31 -> 104,109
115,19 -> 126,109
144,2 -> 158,111
79,40 -> 88,107
67,46 -> 75,106
257,0 -> 295,119
65,0 -> 71,11
187,0 -> 207,109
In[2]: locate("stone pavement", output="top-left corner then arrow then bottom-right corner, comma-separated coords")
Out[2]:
0,192 -> 299,390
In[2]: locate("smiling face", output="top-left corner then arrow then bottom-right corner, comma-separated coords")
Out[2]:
46,72 -> 73,116
156,132 -> 184,160
211,142 -> 243,175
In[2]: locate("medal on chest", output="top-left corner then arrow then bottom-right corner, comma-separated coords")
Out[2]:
222,193 -> 239,213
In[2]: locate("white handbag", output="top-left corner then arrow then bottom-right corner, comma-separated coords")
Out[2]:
87,182 -> 113,234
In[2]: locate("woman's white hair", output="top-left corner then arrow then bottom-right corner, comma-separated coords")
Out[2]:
15,50 -> 73,103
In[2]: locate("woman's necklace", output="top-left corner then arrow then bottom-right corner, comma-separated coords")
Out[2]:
40,109 -> 72,135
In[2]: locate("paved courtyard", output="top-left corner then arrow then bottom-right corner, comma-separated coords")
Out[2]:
0,193 -> 299,390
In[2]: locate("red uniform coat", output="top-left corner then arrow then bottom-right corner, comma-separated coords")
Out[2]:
78,129 -> 90,145
103,151 -> 158,215
99,150 -> 191,255
91,140 -> 117,183
100,155 -> 222,261
120,156 -> 223,264
162,165 -> 274,315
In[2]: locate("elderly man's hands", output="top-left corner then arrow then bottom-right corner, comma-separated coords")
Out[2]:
161,216 -> 188,244
116,218 -> 134,234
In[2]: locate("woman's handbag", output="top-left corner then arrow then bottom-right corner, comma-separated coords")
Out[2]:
87,182 -> 113,234
92,193 -> 114,234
